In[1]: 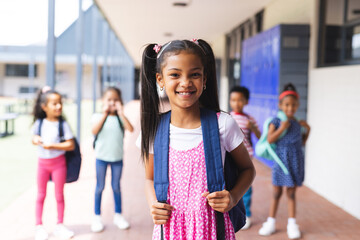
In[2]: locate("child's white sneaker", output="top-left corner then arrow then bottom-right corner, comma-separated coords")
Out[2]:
287,222 -> 301,239
241,217 -> 251,230
113,213 -> 130,229
91,215 -> 104,233
35,225 -> 48,240
258,219 -> 276,236
53,224 -> 74,239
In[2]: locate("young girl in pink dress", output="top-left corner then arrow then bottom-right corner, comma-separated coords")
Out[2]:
138,39 -> 256,240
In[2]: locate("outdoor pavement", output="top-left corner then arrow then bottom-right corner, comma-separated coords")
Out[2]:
1,100 -> 360,240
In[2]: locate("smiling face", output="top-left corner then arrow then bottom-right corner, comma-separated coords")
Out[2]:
229,92 -> 248,113
279,95 -> 299,118
42,93 -> 62,119
156,51 -> 206,111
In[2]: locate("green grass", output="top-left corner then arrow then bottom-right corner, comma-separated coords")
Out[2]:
0,98 -> 101,211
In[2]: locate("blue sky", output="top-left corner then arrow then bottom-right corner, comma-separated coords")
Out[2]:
0,0 -> 92,46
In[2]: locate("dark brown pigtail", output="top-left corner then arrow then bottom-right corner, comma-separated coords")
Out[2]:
140,44 -> 160,161
198,39 -> 220,112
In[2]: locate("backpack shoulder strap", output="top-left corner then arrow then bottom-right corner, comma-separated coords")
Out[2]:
96,113 -> 109,134
115,114 -> 125,133
200,108 -> 225,193
93,113 -> 109,148
255,114 -> 289,175
276,111 -> 288,139
200,108 -> 226,239
153,111 -> 171,203
37,118 -> 44,136
58,117 -> 65,142
259,112 -> 286,143
259,116 -> 273,142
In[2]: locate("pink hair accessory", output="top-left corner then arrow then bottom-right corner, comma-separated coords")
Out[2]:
42,86 -> 51,94
153,44 -> 162,54
191,38 -> 199,44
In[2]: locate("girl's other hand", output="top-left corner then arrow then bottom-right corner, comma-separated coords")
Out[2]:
202,190 -> 235,213
32,135 -> 42,145
115,101 -> 124,116
280,120 -> 290,130
299,120 -> 310,130
299,120 -> 311,145
150,201 -> 174,225
41,143 -> 53,150
102,103 -> 111,114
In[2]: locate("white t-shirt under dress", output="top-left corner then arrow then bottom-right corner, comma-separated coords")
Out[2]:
136,111 -> 245,165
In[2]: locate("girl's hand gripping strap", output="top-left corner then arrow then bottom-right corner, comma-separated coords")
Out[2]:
153,111 -> 171,202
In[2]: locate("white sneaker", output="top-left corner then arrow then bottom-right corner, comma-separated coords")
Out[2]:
91,215 -> 104,233
241,217 -> 251,230
258,219 -> 276,236
287,222 -> 301,239
53,224 -> 74,240
35,225 -> 48,240
113,213 -> 130,229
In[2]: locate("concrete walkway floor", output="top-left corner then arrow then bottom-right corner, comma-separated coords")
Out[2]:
0,100 -> 359,240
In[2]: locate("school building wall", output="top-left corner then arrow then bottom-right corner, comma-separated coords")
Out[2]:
0,62 -> 100,100
0,62 -> 46,97
211,0 -> 360,219
263,0 -> 313,31
306,66 -> 360,219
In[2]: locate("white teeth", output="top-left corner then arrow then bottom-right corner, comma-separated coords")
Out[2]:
178,92 -> 192,95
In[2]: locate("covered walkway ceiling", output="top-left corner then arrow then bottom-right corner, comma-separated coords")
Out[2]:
95,0 -> 271,66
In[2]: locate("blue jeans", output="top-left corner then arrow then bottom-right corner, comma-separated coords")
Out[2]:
243,186 -> 252,217
94,159 -> 123,215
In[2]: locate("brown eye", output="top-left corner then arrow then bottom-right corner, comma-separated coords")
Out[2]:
191,73 -> 201,77
170,73 -> 179,78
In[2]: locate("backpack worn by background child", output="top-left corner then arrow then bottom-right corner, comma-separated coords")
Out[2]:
154,108 -> 246,239
92,113 -> 124,149
255,111 -> 289,175
37,117 -> 82,183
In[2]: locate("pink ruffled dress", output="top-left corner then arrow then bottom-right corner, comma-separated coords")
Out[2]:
152,141 -> 236,240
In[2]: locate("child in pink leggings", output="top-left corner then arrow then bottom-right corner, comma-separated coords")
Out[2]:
36,155 -> 66,225
32,87 -> 75,240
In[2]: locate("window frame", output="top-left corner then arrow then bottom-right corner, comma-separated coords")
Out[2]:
317,0 -> 360,67
5,64 -> 38,77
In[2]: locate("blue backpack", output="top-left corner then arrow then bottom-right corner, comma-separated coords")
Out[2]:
154,108 -> 246,239
255,111 -> 289,175
37,117 -> 82,183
